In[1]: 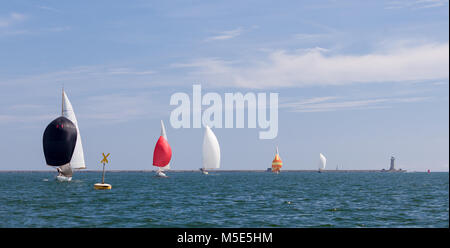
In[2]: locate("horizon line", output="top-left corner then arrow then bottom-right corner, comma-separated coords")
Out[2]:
0,169 -> 447,173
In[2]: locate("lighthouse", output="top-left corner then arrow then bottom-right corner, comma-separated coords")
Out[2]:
389,156 -> 395,171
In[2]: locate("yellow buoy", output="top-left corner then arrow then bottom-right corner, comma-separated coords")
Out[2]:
94,183 -> 112,190
94,153 -> 112,190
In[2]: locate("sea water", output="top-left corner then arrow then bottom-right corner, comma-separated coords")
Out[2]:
0,171 -> 447,227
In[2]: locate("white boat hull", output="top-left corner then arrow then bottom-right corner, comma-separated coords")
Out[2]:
155,171 -> 168,178
56,175 -> 72,182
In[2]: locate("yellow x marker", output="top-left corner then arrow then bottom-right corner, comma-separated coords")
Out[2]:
101,153 -> 110,164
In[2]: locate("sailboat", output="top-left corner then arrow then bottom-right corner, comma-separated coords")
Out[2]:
43,117 -> 77,181
201,125 -> 220,175
42,89 -> 86,181
318,153 -> 326,173
152,120 -> 172,178
271,146 -> 282,173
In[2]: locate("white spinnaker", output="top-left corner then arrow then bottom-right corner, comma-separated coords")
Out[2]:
159,120 -> 170,171
62,91 -> 86,169
319,153 -> 326,170
202,126 -> 220,170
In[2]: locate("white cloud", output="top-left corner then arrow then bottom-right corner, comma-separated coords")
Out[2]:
76,92 -> 171,125
0,12 -> 26,28
0,114 -> 54,124
173,42 -> 449,88
281,96 -> 431,112
0,65 -> 159,88
37,6 -> 62,13
9,104 -> 45,110
205,27 -> 244,41
42,26 -> 71,32
0,11 -> 70,37
106,67 -> 156,75
386,0 -> 448,9
0,12 -> 70,37
0,64 -> 167,126
0,92 -> 168,125
432,81 -> 449,86
294,33 -> 329,41
3,41 -> 448,93
171,58 -> 234,74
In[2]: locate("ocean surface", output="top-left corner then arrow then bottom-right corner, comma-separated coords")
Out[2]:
0,171 -> 448,228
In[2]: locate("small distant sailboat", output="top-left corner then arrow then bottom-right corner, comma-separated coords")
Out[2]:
43,89 -> 86,181
201,125 -> 220,175
152,120 -> 172,178
271,146 -> 282,173
318,153 -> 326,173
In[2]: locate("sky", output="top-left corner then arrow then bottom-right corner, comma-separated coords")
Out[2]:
0,0 -> 448,172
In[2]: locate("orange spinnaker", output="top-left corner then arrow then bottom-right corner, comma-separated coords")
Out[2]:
272,154 -> 282,172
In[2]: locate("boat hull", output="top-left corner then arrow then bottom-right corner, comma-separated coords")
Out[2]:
56,175 -> 72,182
155,171 -> 168,178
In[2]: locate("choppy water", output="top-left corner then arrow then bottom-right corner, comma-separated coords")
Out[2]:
0,171 -> 447,227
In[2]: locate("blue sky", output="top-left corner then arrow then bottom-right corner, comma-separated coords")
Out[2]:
0,0 -> 448,171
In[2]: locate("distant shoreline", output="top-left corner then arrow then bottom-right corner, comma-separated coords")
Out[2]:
0,169 -> 445,173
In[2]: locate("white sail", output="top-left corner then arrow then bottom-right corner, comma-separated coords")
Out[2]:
202,125 -> 220,170
159,120 -> 170,171
319,153 -> 326,170
62,90 -> 86,169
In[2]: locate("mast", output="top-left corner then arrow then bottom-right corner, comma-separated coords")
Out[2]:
61,87 -> 64,116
